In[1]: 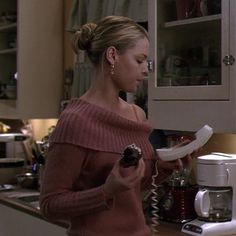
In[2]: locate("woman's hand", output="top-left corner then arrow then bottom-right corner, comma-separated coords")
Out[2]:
157,138 -> 200,172
158,153 -> 193,172
103,158 -> 145,199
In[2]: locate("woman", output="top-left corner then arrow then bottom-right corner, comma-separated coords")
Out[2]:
40,16 -> 192,236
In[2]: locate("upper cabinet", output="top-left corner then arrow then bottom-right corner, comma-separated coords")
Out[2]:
0,0 -> 63,119
148,0 -> 236,133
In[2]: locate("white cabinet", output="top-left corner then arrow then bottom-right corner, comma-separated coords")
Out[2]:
0,0 -> 63,119
148,0 -> 236,133
0,204 -> 66,236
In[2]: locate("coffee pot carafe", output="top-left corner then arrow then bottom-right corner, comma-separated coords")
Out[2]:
182,153 -> 236,236
195,187 -> 232,222
157,169 -> 198,223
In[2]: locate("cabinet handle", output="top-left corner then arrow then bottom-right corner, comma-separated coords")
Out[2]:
147,59 -> 155,72
223,55 -> 235,65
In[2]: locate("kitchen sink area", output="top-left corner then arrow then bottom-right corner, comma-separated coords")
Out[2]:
15,193 -> 40,209
0,185 -> 40,210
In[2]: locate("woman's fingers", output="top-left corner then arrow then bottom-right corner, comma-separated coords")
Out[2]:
122,158 -> 145,184
104,158 -> 145,197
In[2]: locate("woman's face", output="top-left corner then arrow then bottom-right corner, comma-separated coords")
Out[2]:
113,37 -> 149,93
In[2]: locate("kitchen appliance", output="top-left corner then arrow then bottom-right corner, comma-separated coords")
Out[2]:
0,158 -> 25,184
16,172 -> 39,189
157,169 -> 198,223
0,133 -> 28,159
158,184 -> 198,223
182,153 -> 236,236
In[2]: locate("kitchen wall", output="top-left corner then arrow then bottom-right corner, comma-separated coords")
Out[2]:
204,133 -> 236,154
29,119 -> 58,141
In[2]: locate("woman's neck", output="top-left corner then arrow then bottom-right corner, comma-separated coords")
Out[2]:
80,67 -> 124,110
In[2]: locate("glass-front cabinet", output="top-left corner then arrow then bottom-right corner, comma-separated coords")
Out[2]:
148,0 -> 236,133
0,0 -> 17,101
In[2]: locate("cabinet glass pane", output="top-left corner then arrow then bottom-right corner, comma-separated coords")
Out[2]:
156,0 -> 221,87
0,0 -> 17,100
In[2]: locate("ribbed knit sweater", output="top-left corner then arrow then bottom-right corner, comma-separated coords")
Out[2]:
40,98 -> 169,236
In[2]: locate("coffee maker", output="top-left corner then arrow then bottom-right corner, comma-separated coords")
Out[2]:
182,153 -> 236,236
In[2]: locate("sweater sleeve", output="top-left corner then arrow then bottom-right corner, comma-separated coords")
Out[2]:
40,143 -> 113,220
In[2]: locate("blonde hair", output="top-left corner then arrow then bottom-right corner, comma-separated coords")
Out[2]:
72,16 -> 149,65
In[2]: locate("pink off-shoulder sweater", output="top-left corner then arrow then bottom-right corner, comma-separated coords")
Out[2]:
40,98 -> 169,236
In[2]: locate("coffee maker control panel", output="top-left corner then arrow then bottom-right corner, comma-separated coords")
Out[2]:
182,223 -> 203,235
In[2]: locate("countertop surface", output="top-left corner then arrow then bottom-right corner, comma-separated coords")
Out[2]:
0,190 -> 188,236
0,187 -> 67,228
151,221 -> 185,235
0,187 -> 187,235
1,187 -> 233,236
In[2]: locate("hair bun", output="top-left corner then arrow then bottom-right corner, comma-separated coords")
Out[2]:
72,23 -> 97,53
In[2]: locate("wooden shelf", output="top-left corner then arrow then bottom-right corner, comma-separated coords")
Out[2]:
163,14 -> 221,28
0,48 -> 17,55
0,23 -> 17,32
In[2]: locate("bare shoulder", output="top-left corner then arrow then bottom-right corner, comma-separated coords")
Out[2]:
119,98 -> 147,122
131,103 -> 147,122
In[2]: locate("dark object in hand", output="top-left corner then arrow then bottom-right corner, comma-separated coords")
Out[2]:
120,143 -> 142,167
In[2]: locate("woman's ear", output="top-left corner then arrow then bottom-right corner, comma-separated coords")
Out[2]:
105,46 -> 118,65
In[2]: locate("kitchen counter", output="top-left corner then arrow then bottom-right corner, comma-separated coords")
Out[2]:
152,220 -> 236,236
0,192 -> 187,235
0,187 -> 68,229
1,188 -> 228,236
151,221 -> 184,235
0,188 -> 187,235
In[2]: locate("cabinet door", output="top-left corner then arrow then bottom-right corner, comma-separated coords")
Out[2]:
148,0 -> 230,100
0,204 -> 66,236
17,0 -> 63,118
0,0 -> 63,119
148,0 -> 236,133
0,0 -> 17,117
